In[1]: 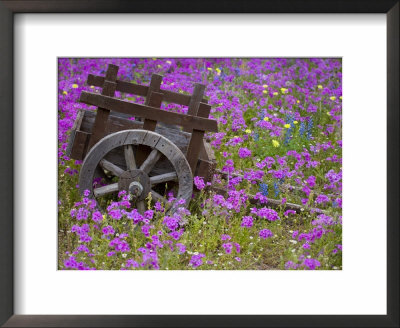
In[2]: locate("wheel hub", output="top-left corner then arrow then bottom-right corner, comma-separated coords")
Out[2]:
118,169 -> 150,200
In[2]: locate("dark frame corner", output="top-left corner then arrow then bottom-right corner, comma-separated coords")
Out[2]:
0,1 -> 398,327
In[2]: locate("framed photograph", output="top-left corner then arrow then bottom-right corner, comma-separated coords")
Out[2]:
1,1 -> 398,327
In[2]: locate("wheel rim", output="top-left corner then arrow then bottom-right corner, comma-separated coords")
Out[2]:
79,129 -> 193,213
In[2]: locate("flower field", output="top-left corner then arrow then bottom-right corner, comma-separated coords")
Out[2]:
58,58 -> 342,270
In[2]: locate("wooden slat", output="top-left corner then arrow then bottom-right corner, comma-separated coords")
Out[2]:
79,91 -> 218,132
143,92 -> 163,130
99,159 -> 125,177
79,109 -> 192,154
70,130 -> 90,160
150,172 -> 178,185
185,93 -> 211,174
124,145 -> 136,170
87,74 -> 208,105
136,91 -> 164,165
66,109 -> 85,157
88,64 -> 118,149
195,158 -> 216,183
184,83 -> 206,132
93,183 -> 119,197
139,149 -> 162,174
145,74 -> 162,105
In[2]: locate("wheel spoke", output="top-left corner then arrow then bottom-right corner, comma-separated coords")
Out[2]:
93,183 -> 119,197
151,189 -> 167,204
150,172 -> 178,185
137,200 -> 146,214
124,145 -> 136,170
139,149 -> 162,174
99,159 -> 125,177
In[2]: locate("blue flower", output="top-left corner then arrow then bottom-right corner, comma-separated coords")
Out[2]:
259,183 -> 269,196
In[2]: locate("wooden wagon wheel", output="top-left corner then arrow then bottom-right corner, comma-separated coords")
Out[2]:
79,130 -> 193,213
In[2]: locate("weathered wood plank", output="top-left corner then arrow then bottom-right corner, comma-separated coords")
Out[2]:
185,92 -> 210,174
66,109 -> 85,157
87,74 -> 208,105
145,74 -> 162,105
88,64 -> 119,149
137,200 -> 146,214
150,172 -> 178,185
93,183 -> 119,197
184,83 -> 206,133
195,158 -> 216,183
124,145 -> 136,170
80,91 -> 218,132
136,91 -> 164,165
99,159 -> 125,177
70,130 -> 90,160
139,148 -> 162,174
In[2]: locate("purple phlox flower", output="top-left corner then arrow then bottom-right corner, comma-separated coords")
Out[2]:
233,242 -> 241,253
241,216 -> 254,228
76,207 -> 89,220
222,243 -> 233,254
154,201 -> 164,212
189,253 -> 205,268
102,225 -> 115,236
175,243 -> 186,254
259,229 -> 273,239
284,210 -> 296,217
221,234 -> 231,241
312,214 -> 336,226
169,229 -> 184,240
303,258 -> 321,270
255,207 -> 280,221
254,192 -> 268,204
163,216 -> 180,231
194,176 -> 206,190
126,209 -> 144,224
141,224 -> 151,237
108,208 -> 122,220
144,210 -> 154,220
238,147 -> 252,158
126,259 -> 139,268
315,194 -> 330,204
284,261 -> 299,270
92,210 -> 103,223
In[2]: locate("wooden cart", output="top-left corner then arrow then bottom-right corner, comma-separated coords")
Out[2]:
66,64 -> 217,212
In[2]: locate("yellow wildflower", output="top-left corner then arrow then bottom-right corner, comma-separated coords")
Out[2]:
262,84 -> 268,88
318,85 -> 323,89
273,92 -> 279,96
166,60 -> 172,64
339,96 -> 342,100
330,96 -> 336,101
90,85 -> 94,89
215,68 -> 221,75
157,64 -> 162,68
327,111 -> 331,116
284,124 -> 291,129
293,121 -> 298,124
245,129 -> 252,134
280,87 -> 288,94
207,67 -> 213,71
263,117 -> 269,121
72,84 -> 78,89
272,140 -> 280,147
62,90 -> 68,95
296,100 -> 300,104
262,90 -> 268,94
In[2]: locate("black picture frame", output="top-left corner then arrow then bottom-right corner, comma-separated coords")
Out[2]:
0,1 -> 398,327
